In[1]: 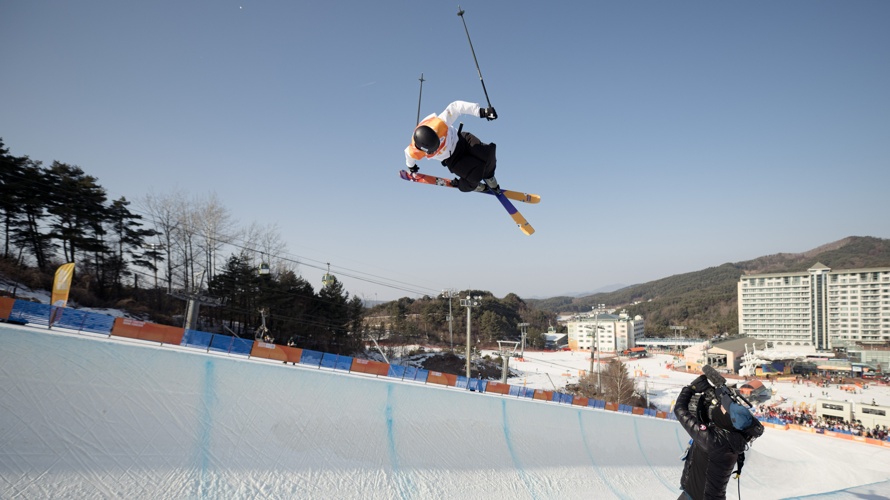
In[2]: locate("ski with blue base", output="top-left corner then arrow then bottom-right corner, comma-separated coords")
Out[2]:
399,170 -> 535,235
399,170 -> 540,204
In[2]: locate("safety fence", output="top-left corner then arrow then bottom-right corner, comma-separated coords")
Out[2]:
1,296 -> 677,418
1,297 -> 675,418
39,297 -> 890,427
759,418 -> 890,447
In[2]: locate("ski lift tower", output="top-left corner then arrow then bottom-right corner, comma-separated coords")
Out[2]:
169,271 -> 225,331
496,340 -> 520,383
517,323 -> 529,359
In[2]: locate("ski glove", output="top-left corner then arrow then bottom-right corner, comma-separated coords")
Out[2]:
690,374 -> 710,393
450,178 -> 460,187
409,164 -> 419,174
480,107 -> 498,121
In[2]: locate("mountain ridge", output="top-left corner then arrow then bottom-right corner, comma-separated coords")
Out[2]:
527,236 -> 890,337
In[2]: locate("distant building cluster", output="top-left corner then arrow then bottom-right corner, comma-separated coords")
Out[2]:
563,310 -> 645,353
550,263 -> 890,376
738,263 -> 890,350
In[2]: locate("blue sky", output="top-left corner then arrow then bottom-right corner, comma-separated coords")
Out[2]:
2,1 -> 889,301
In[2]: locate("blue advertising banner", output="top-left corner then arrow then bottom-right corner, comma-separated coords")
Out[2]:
8,301 -> 52,326
320,353 -> 338,369
229,337 -> 253,356
468,379 -> 487,392
300,349 -> 323,368
387,364 -> 406,379
336,356 -> 353,371
320,353 -> 353,371
53,308 -> 114,334
182,329 -> 213,349
208,334 -> 235,354
556,393 -> 573,405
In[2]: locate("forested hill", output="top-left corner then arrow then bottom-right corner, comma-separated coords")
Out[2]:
528,236 -> 890,338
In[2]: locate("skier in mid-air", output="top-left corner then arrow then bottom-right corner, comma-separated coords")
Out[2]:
674,374 -> 762,500
405,100 -> 499,194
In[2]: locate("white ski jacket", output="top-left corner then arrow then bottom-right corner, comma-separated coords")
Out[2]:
405,100 -> 481,167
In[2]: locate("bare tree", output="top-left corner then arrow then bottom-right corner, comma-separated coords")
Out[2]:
570,357 -> 641,404
241,221 -> 294,277
194,192 -> 236,284
602,358 -> 638,406
139,189 -> 186,292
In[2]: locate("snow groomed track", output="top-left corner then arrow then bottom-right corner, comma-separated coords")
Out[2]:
2,324 -> 889,499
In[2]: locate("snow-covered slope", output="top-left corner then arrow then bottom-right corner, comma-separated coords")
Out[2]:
1,323 -> 889,499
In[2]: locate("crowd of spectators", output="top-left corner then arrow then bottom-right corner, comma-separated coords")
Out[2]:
754,405 -> 890,441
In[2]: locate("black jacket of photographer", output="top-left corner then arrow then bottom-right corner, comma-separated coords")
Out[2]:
674,385 -> 748,500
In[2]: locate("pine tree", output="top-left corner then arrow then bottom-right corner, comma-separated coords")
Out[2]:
106,196 -> 158,293
0,139 -> 29,258
9,159 -> 55,270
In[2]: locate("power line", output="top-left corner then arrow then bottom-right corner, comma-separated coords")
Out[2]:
1,170 -> 447,298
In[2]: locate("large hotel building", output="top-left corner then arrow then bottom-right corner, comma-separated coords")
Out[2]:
738,263 -> 890,349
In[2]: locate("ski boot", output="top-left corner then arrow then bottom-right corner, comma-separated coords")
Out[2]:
483,176 -> 502,195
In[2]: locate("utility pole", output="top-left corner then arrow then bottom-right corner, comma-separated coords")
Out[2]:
460,295 -> 481,378
443,289 -> 455,352
644,378 -> 650,408
593,304 -> 605,394
588,324 -> 603,376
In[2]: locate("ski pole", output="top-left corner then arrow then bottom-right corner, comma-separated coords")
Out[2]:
456,6 -> 493,108
415,72 -> 425,125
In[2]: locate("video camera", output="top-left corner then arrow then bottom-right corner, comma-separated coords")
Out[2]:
688,365 -> 764,441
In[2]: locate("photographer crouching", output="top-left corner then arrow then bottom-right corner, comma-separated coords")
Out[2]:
674,366 -> 764,500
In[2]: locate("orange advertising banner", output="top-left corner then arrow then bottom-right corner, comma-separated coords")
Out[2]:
573,396 -> 589,407
485,381 -> 511,395
789,424 -> 815,434
426,370 -> 458,386
351,358 -> 390,377
533,389 -> 552,401
250,341 -> 303,364
111,317 -> 185,345
824,431 -> 853,441
0,297 -> 14,321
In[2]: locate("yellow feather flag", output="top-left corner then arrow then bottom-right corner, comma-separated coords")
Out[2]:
51,262 -> 75,307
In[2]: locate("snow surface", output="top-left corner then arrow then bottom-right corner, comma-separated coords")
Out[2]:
489,349 -> 890,411
2,323 -> 890,499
